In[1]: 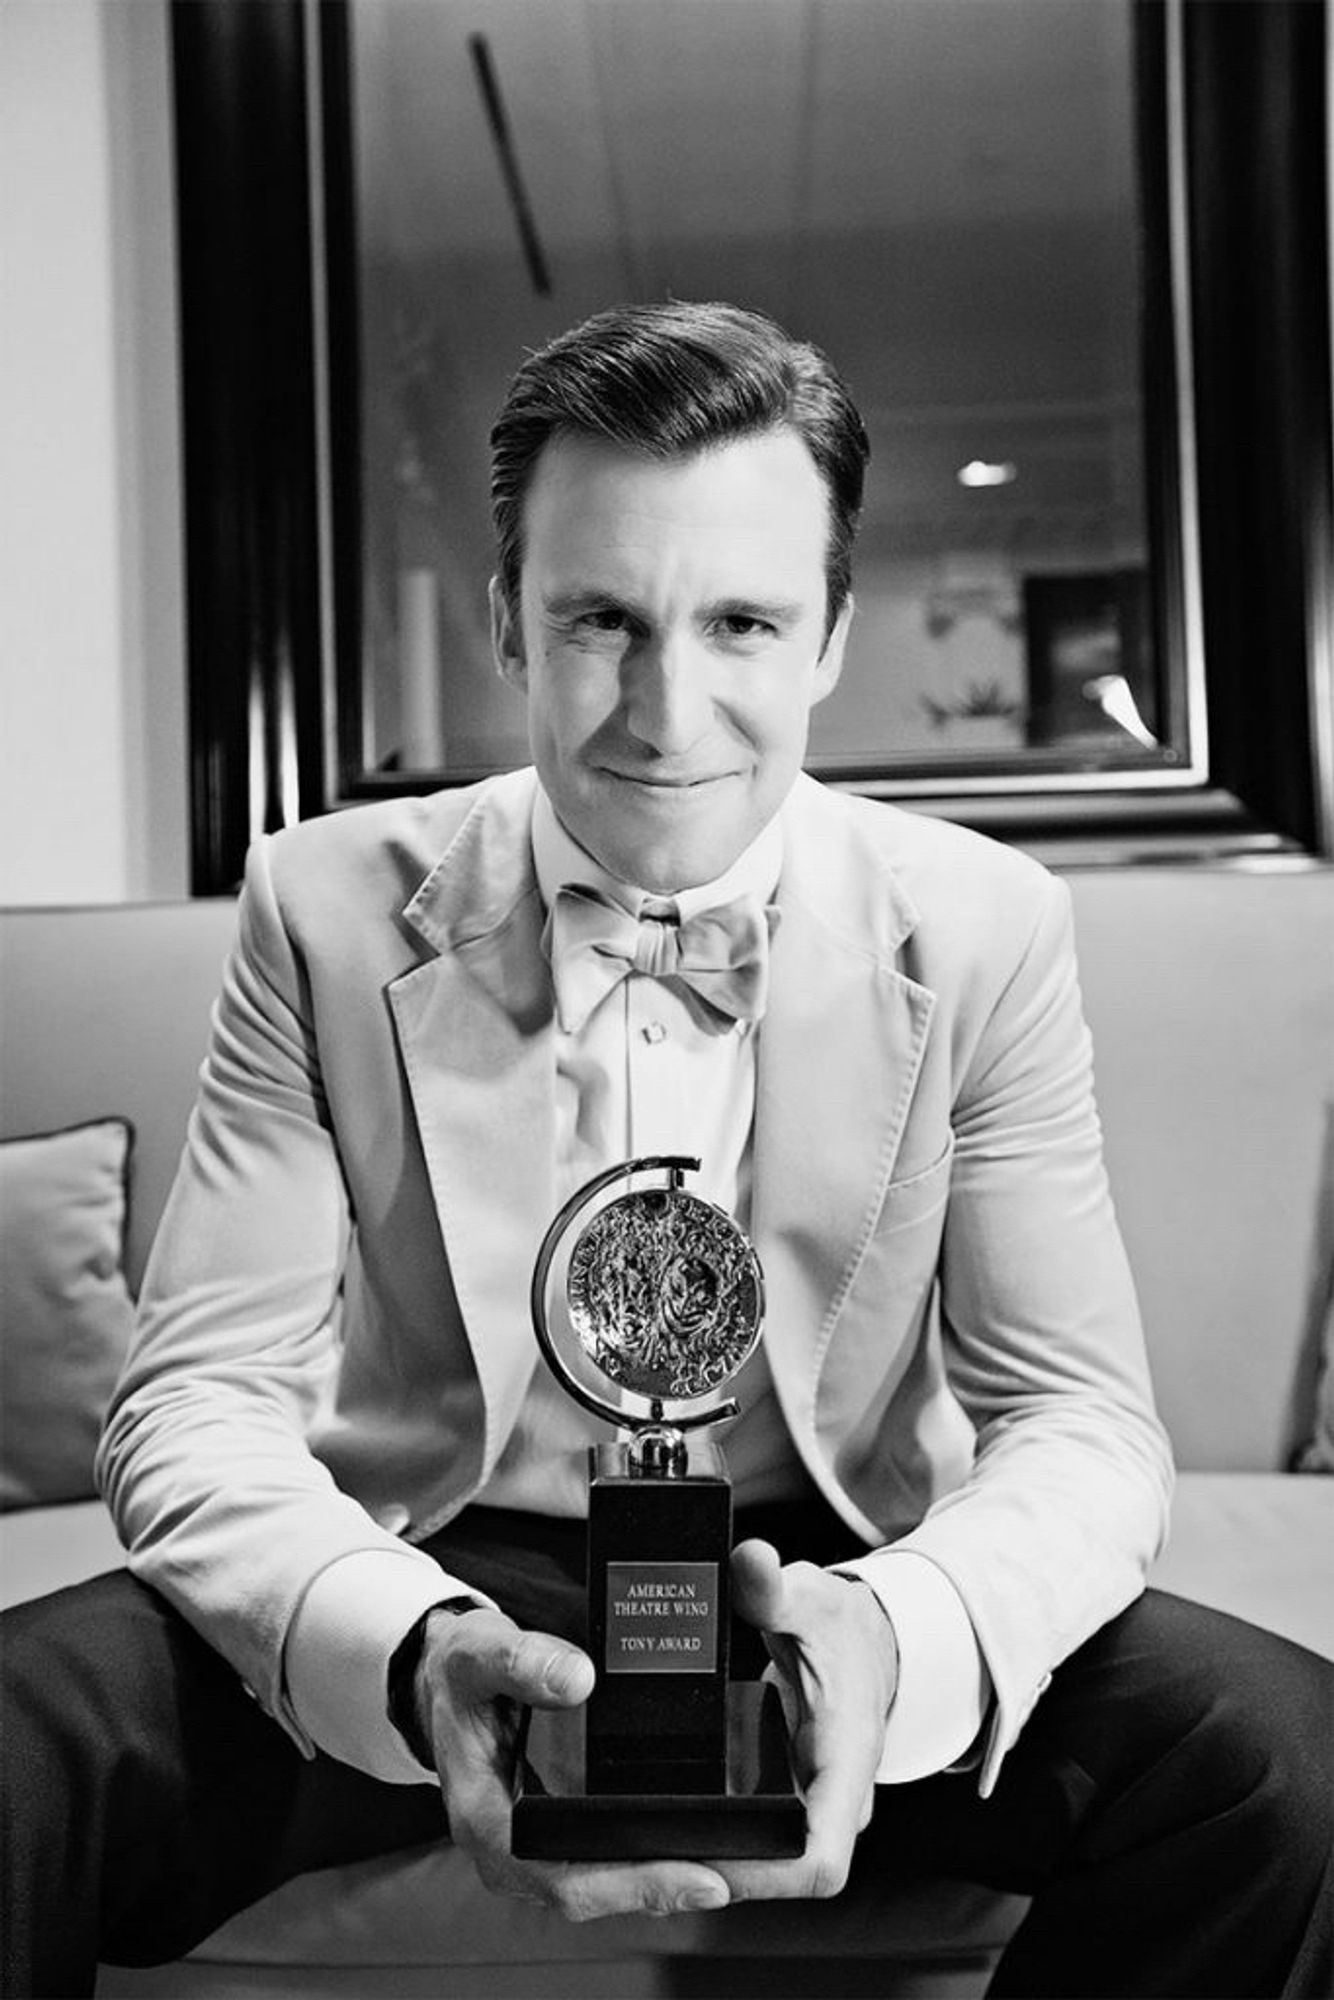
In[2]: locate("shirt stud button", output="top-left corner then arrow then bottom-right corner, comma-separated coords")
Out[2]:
642,1021 -> 668,1044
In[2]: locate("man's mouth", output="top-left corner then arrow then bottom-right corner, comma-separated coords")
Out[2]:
601,769 -> 732,791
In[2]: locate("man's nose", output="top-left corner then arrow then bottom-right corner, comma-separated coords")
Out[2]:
622,632 -> 713,755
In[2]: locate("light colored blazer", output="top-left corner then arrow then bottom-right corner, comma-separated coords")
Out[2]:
98,768 -> 1171,1792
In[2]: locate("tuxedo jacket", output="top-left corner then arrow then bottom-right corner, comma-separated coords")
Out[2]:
98,768 -> 1171,1793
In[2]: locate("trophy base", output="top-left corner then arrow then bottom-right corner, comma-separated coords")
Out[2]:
512,1681 -> 806,1861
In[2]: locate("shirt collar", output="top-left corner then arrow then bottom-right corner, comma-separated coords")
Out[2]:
531,785 -> 783,922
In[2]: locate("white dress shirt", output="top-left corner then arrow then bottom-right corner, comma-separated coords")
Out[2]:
284,785 -> 988,1785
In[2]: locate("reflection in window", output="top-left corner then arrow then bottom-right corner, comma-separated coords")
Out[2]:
344,0 -> 1183,789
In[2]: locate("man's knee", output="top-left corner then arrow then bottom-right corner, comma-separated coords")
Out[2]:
1067,1590 -> 1334,1856
5,1572 -> 164,1734
1194,1600 -> 1334,1853
3,1569 -> 275,1793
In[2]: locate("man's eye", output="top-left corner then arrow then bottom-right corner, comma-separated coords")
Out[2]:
717,613 -> 773,640
576,607 -> 630,634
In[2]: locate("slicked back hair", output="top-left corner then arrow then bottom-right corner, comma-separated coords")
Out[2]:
489,301 -> 870,641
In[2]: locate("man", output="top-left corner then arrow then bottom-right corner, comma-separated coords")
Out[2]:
3,302 -> 1330,1996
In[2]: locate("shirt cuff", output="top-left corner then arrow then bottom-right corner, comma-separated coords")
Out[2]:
832,1549 -> 991,1784
283,1549 -> 496,1784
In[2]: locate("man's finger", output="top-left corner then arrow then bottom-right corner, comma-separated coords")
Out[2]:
537,1861 -> 732,1923
441,1711 -> 733,1920
424,1614 -> 735,1921
434,1609 -> 596,1713
713,1558 -> 899,1906
730,1537 -> 787,1630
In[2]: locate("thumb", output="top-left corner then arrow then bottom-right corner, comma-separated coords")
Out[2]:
466,1621 -> 597,1712
730,1537 -> 788,1633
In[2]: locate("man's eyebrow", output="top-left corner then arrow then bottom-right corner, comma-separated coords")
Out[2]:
707,596 -> 806,625
541,586 -> 634,618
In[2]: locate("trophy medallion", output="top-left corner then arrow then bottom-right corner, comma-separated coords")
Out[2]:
511,1156 -> 806,1860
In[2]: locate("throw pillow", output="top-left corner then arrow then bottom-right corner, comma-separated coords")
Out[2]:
0,1119 -> 136,1509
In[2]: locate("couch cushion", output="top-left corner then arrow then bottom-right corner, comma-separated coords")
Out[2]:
95,1962 -> 999,2000
0,900 -> 238,1293
0,1120 -> 136,1508
0,1495 -> 126,1609
114,1843 -> 1022,1992
1068,867 -> 1334,1471
1149,1473 -> 1334,1658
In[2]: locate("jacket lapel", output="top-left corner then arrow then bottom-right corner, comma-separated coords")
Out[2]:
753,777 -> 935,1459
388,771 -> 557,1476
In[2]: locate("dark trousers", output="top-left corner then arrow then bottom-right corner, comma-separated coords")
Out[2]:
3,1503 -> 1331,1999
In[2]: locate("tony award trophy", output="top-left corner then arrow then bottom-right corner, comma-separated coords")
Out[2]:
511,1156 -> 806,1860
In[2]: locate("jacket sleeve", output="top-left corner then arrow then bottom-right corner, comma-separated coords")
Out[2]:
855,871 -> 1173,1794
95,835 -> 454,1751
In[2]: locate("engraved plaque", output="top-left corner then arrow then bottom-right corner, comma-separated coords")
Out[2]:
605,1561 -> 720,1674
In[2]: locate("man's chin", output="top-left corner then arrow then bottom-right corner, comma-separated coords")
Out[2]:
592,817 -> 748,895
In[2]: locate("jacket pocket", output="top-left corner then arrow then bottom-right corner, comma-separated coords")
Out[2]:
877,1133 -> 955,1232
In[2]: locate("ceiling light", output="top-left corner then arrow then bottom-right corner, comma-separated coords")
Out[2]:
957,460 -> 1017,489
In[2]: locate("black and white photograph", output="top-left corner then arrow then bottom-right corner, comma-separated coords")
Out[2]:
2,3 -> 1332,1996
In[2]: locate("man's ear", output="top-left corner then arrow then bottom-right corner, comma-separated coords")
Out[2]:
811,593 -> 854,706
489,576 -> 526,688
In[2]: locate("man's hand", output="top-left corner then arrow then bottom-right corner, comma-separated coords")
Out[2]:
412,1605 -> 732,1920
719,1538 -> 899,1903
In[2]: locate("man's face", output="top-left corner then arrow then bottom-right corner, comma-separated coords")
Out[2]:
491,428 -> 851,893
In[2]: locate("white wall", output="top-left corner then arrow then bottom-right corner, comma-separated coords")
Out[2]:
0,0 -> 187,905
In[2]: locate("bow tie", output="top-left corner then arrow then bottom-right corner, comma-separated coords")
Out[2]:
547,884 -> 777,1034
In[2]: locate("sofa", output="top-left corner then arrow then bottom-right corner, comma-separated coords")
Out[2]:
2,864 -> 1332,2000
